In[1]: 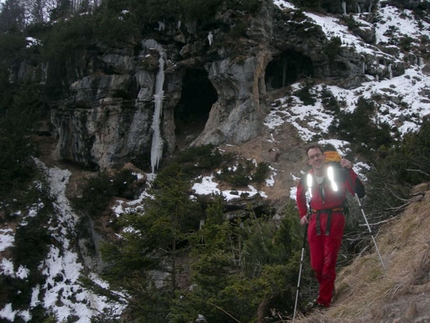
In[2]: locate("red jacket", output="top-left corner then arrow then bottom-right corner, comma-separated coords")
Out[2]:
296,167 -> 362,218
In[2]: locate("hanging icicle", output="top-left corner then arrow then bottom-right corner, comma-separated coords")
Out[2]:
142,40 -> 165,174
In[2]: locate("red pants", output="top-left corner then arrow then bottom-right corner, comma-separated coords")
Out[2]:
307,211 -> 345,307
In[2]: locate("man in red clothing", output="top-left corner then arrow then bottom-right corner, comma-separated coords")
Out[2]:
296,144 -> 364,308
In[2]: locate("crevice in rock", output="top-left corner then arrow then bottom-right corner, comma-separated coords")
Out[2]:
174,68 -> 218,149
265,51 -> 314,90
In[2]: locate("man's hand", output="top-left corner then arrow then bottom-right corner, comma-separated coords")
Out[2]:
340,158 -> 353,169
300,216 -> 309,225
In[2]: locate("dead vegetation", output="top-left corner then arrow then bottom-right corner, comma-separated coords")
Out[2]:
295,184 -> 430,323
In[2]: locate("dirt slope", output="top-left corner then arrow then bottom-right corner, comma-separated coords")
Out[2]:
295,183 -> 430,323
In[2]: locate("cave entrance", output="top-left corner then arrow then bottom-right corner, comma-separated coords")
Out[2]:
175,68 -> 218,149
265,51 -> 313,90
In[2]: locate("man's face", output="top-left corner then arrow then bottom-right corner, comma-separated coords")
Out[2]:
307,148 -> 325,170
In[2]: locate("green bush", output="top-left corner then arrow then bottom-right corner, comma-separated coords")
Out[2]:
328,96 -> 395,155
0,182 -> 53,314
358,120 -> 430,227
323,36 -> 342,63
92,13 -> 140,47
169,200 -> 309,322
41,15 -> 94,61
99,163 -> 202,321
97,171 -> 311,322
343,14 -> 359,30
228,21 -> 248,39
372,119 -> 430,186
230,0 -> 262,13
290,0 -> 321,9
252,162 -> 270,184
215,160 -> 269,188
399,36 -> 414,51
73,170 -> 140,217
130,0 -> 181,25
42,10 -> 139,61
0,82 -> 42,197
293,82 -> 316,105
172,145 -> 234,178
178,0 -> 223,22
14,217 -> 51,275
321,85 -> 340,113
0,32 -> 27,61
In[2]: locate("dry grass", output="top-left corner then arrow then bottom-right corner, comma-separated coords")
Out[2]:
295,184 -> 430,323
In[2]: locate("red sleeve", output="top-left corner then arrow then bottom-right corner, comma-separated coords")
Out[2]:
296,179 -> 308,218
344,169 -> 364,197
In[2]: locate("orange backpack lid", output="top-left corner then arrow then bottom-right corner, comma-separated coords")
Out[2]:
324,150 -> 342,163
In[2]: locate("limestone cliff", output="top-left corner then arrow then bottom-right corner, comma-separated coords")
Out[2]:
43,0 -> 409,170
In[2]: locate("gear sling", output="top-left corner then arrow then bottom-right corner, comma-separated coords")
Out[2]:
307,163 -> 346,236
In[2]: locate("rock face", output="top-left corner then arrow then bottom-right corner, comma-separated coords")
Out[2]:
46,0 -> 404,170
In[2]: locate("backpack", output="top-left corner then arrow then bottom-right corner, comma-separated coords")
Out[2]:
301,149 -> 350,214
324,150 -> 342,163
326,150 -> 349,214
324,150 -> 347,184
325,150 -> 365,198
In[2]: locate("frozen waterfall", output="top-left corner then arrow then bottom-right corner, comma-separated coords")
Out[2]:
142,40 -> 165,174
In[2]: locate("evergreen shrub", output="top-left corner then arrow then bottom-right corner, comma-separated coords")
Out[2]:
321,85 -> 340,113
372,119 -> 430,187
178,0 -> 223,22
329,96 -> 394,154
0,182 -> 53,316
215,160 -> 269,187
173,145 -> 234,178
343,14 -> 359,30
41,16 -> 94,60
73,170 -> 140,217
323,36 -> 342,63
0,82 -> 42,197
399,36 -> 414,51
293,82 -> 316,105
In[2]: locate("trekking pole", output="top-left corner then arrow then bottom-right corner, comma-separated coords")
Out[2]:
292,222 -> 308,323
347,172 -> 386,272
353,193 -> 386,273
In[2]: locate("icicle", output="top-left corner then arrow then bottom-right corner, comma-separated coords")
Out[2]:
342,1 -> 347,15
158,20 -> 165,31
207,31 -> 213,46
150,51 -> 165,174
142,40 -> 166,174
388,64 -> 392,79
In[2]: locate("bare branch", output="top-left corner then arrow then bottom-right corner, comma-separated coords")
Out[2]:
405,168 -> 430,177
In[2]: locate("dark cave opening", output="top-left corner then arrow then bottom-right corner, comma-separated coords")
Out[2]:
265,51 -> 314,90
174,68 -> 218,149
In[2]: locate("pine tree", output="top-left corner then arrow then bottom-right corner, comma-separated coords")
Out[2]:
0,0 -> 26,32
100,162 -> 202,320
0,82 -> 42,196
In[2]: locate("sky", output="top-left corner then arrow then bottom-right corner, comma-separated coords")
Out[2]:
2,1 -> 430,322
